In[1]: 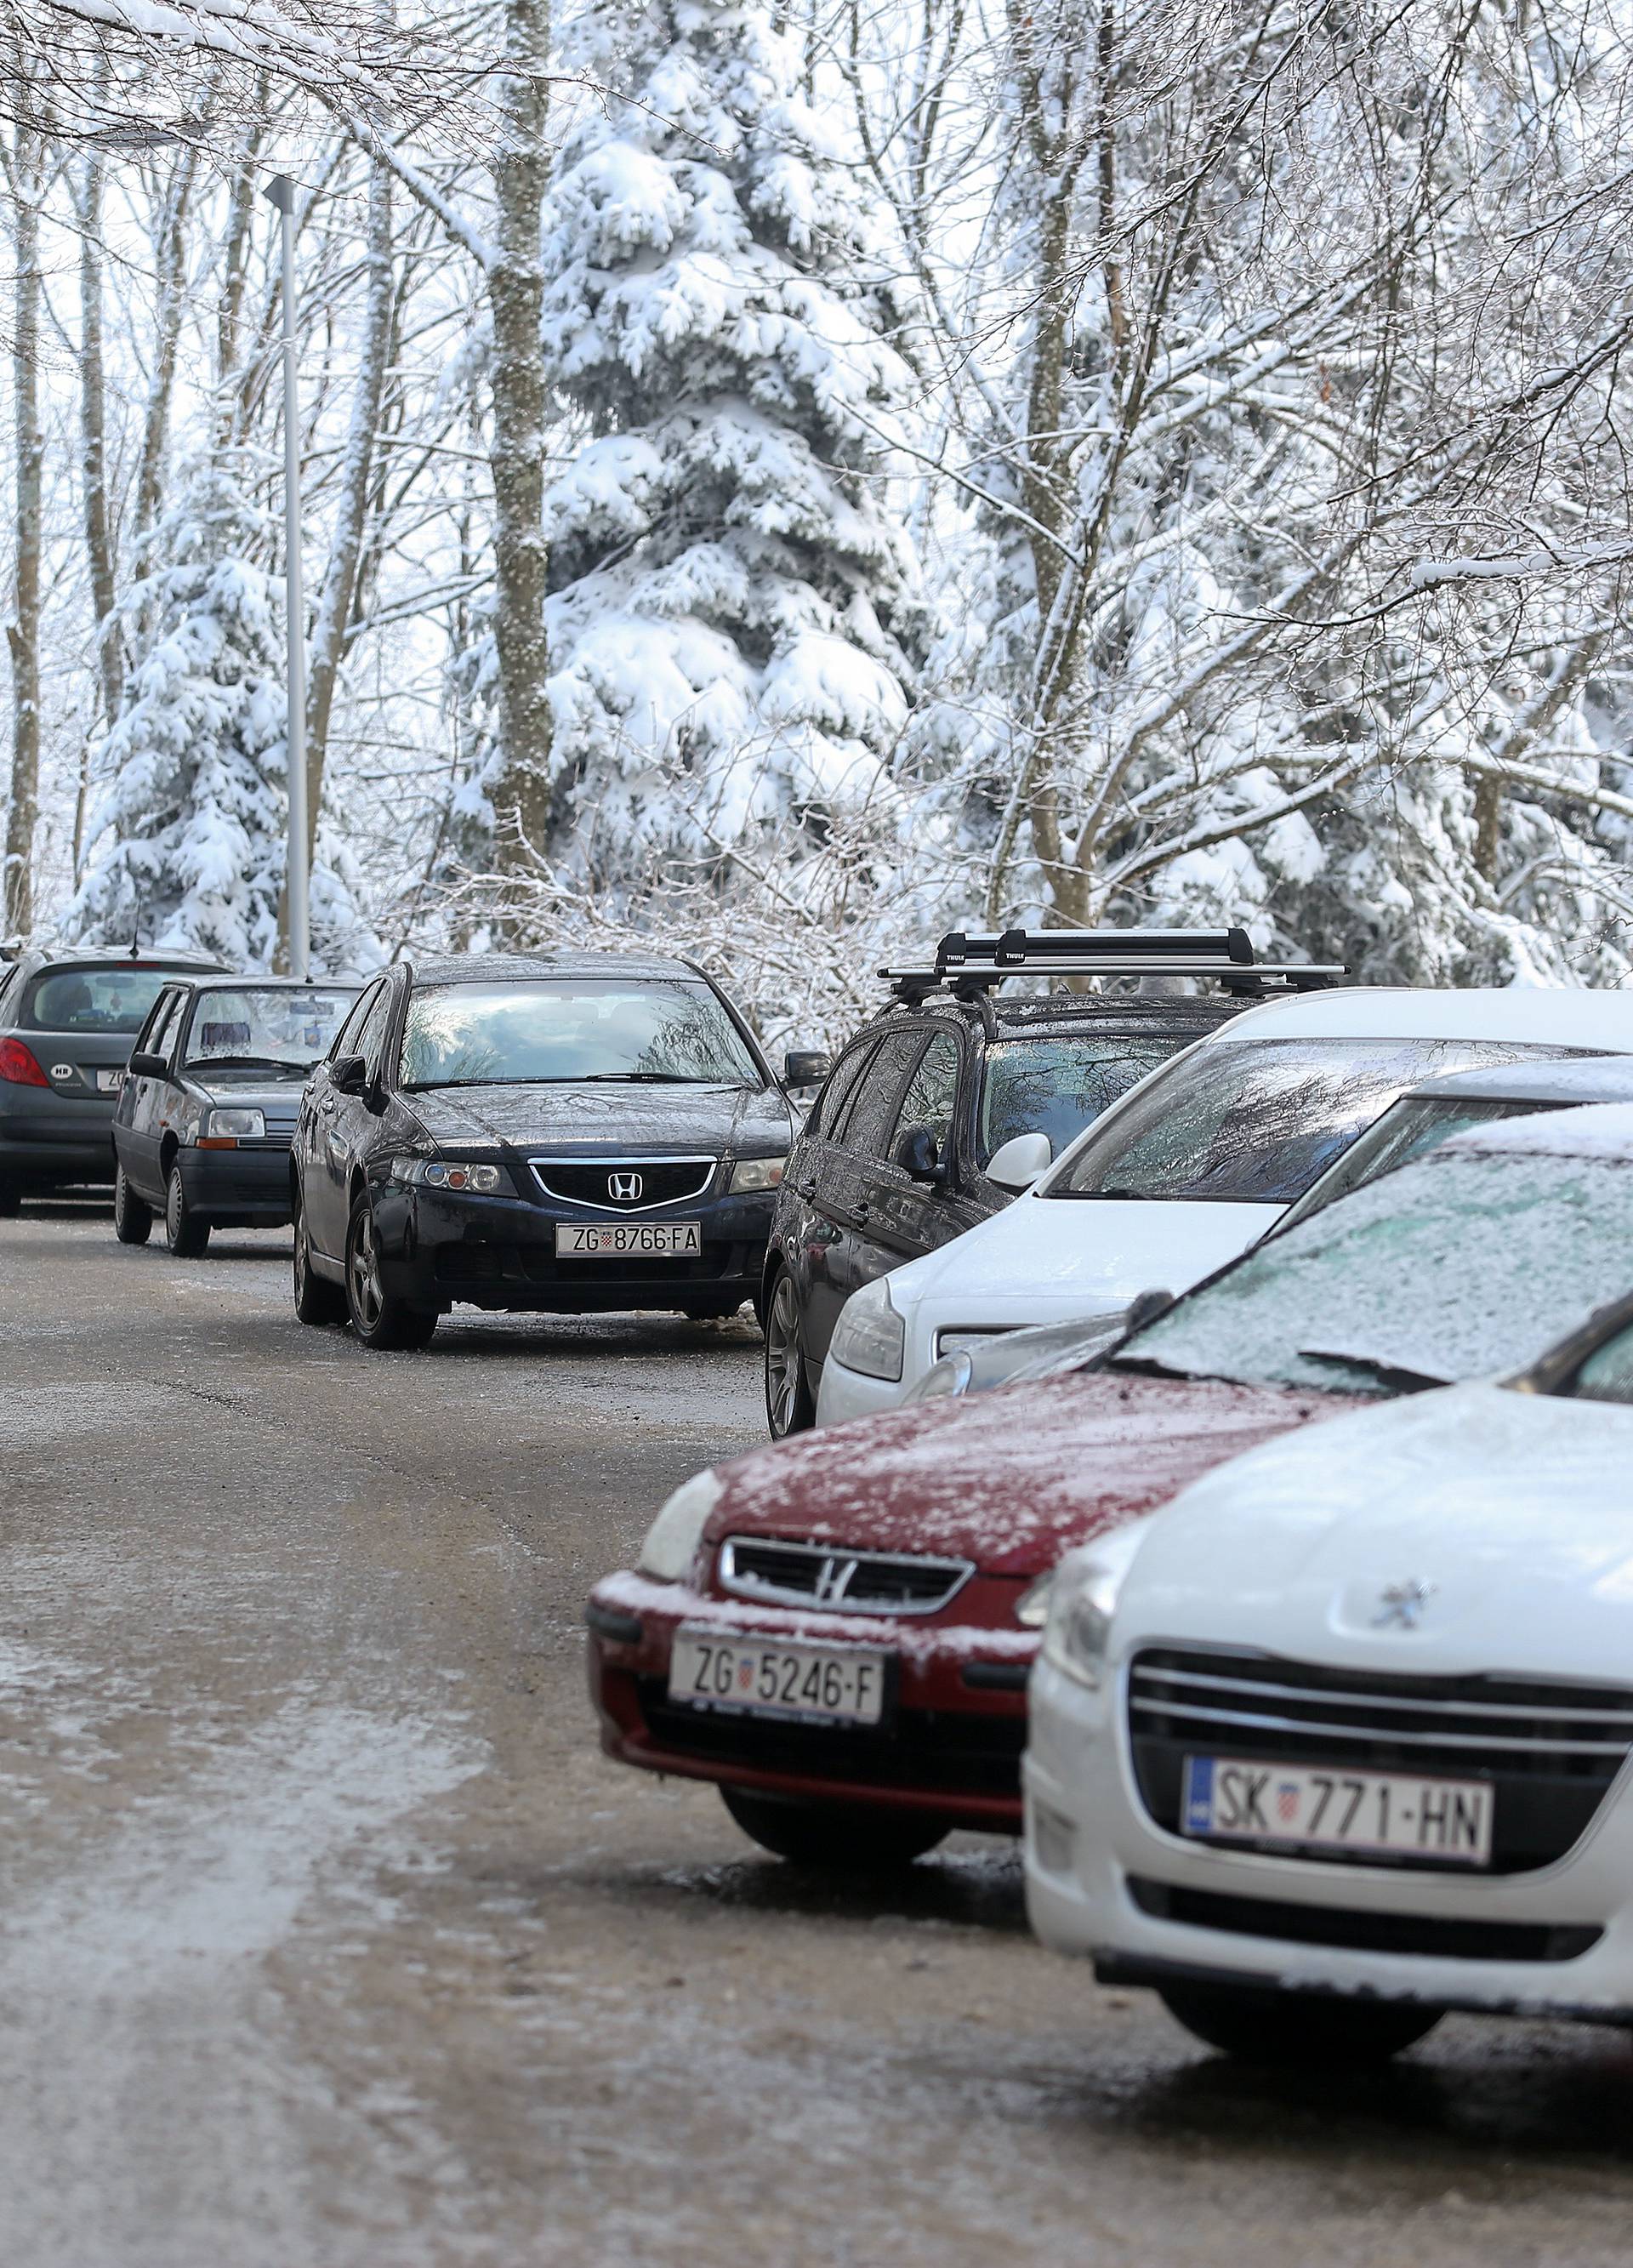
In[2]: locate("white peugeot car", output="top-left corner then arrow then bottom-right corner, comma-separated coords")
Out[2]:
1024,1108 -> 1633,2064
815,985 -> 1633,1425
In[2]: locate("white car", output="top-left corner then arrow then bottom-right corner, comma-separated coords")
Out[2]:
816,984 -> 1633,1426
1024,1119 -> 1633,2063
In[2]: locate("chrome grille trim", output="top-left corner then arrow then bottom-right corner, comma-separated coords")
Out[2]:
718,1536 -> 974,1616
1129,1695 -> 1631,1759
1132,1662 -> 1633,1726
529,1155 -> 718,1212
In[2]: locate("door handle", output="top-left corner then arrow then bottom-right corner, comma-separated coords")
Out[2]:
851,1201 -> 871,1227
795,1177 -> 818,1200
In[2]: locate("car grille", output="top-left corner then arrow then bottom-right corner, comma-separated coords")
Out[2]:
1128,1644 -> 1633,1876
638,1681 -> 1024,1798
718,1537 -> 972,1616
1126,1878 -> 1602,1966
529,1157 -> 716,1211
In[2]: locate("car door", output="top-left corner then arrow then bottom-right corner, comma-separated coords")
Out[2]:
782,1034 -> 885,1364
301,978 -> 384,1259
310,978 -> 399,1258
805,1027 -> 926,1361
851,1025 -> 985,1281
119,986 -> 185,1199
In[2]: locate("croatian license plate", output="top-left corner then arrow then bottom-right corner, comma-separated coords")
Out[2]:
669,1628 -> 889,1726
555,1222 -> 702,1257
1182,1756 -> 1494,1866
96,1068 -> 124,1093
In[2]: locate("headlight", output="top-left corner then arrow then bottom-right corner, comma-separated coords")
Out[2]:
391,1156 -> 505,1194
729,1154 -> 787,1194
637,1468 -> 723,1581
829,1275 -> 906,1382
1015,1572 -> 1053,1628
903,1349 -> 973,1405
202,1107 -> 265,1141
1040,1556 -> 1127,1688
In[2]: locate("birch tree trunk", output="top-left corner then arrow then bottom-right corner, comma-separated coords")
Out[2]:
135,149 -> 198,546
77,148 -> 122,731
486,0 -> 553,905
304,159 -> 392,859
4,100 -> 43,937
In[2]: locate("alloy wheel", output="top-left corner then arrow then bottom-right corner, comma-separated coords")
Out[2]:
765,1274 -> 803,1435
349,1203 -> 384,1332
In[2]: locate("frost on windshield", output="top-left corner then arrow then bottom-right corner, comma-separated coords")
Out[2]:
1124,1145 -> 1633,1395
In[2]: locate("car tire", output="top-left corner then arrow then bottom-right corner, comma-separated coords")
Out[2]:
293,1191 -> 347,1325
720,1785 -> 948,1868
681,1296 -> 743,1320
344,1190 -> 437,1350
0,1180 -> 20,1217
165,1162 -> 210,1257
762,1268 -> 815,1439
1157,1982 -> 1441,2066
112,1165 -> 152,1246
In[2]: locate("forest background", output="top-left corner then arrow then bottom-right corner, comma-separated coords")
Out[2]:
4,0 -> 1633,1043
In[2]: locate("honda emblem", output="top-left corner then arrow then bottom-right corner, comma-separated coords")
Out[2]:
608,1171 -> 644,1204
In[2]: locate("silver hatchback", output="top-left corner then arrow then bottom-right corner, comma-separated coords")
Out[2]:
0,948 -> 222,1209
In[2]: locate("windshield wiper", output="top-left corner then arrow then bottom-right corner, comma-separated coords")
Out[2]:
576,1071 -> 722,1084
1295,1348 -> 1448,1394
191,1054 -> 300,1073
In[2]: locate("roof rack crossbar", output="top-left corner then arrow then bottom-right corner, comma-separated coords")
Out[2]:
937,926 -> 1256,973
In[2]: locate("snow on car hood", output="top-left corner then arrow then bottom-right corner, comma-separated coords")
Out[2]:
1116,1381 -> 1633,1671
402,1080 -> 792,1154
706,1371 -> 1337,1575
879,1188 -> 1277,1325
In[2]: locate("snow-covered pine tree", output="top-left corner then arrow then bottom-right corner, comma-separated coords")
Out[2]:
535,0 -> 919,892
69,466 -> 291,965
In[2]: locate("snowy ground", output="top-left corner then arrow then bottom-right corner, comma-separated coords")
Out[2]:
3,1205 -> 1633,2265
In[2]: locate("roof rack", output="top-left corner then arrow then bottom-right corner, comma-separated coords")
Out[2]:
879,926 -> 1346,1004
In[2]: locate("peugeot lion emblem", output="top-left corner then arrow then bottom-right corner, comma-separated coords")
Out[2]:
1374,1578 -> 1436,1630
608,1171 -> 644,1204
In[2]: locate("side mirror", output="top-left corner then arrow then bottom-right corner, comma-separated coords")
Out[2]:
331,1053 -> 368,1097
783,1047 -> 830,1088
127,1051 -> 168,1081
893,1122 -> 947,1184
984,1130 -> 1052,1193
1124,1287 -> 1176,1334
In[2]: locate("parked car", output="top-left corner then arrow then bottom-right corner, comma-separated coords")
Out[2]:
292,950 -> 802,1349
0,945 -> 222,1211
761,927 -> 1337,1439
815,983 -> 1633,1427
902,1053 -> 1633,1408
586,1100 -> 1633,1865
111,974 -> 361,1254
1024,1123 -> 1633,2065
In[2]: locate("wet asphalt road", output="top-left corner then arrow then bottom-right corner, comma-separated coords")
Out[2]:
3,1205 -> 1633,2266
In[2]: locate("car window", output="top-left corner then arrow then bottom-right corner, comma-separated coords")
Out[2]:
356,987 -> 399,1082
1273,1093 -> 1569,1234
891,1031 -> 961,1157
834,1029 -> 926,1162
1568,1320 -> 1633,1406
142,989 -> 186,1063
330,982 -> 381,1061
23,964 -> 181,1035
1112,1142 -> 1633,1400
399,980 -> 760,1088
978,1034 -> 1187,1169
807,1039 -> 877,1143
1048,1038 -> 1557,1206
184,986 -> 356,1074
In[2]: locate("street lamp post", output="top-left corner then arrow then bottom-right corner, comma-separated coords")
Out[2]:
263,174 -> 309,982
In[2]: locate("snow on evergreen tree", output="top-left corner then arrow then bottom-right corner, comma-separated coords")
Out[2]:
535,0 -> 919,892
69,464 -> 367,970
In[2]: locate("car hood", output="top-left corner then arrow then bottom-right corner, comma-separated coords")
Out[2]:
884,1191 -> 1280,1326
188,1072 -> 315,1112
703,1371 -> 1341,1576
402,1081 -> 792,1154
1114,1382 -> 1633,1670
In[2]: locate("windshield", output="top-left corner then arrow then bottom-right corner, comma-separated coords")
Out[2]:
1047,1037 -> 1557,1205
978,1034 -> 1187,1166
400,980 -> 762,1089
1271,1093 -> 1567,1234
185,986 -> 357,1074
1112,1143 -> 1633,1399
24,965 -> 182,1035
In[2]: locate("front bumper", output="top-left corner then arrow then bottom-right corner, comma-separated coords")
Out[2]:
1023,1655 -> 1633,2026
372,1180 -> 775,1315
815,1353 -> 913,1427
179,1143 -> 293,1226
586,1570 -> 1036,1832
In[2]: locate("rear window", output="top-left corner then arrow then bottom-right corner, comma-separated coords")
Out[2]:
1047,1038 -> 1556,1205
23,964 -> 185,1035
978,1034 -> 1186,1167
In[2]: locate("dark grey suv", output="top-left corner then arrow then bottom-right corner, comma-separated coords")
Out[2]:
0,947 -> 221,1209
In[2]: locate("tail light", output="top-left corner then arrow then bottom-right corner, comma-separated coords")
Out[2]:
0,1038 -> 49,1087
